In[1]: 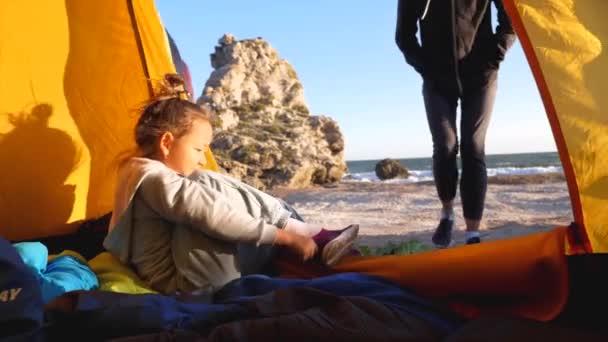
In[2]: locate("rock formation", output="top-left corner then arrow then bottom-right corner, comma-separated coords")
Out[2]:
198,34 -> 347,190
375,158 -> 409,180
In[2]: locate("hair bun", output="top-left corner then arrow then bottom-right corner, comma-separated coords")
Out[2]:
154,73 -> 188,99
164,73 -> 185,89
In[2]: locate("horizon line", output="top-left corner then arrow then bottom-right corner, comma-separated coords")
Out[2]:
346,150 -> 559,162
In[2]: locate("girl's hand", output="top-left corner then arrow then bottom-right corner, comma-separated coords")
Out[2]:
275,229 -> 318,261
289,233 -> 318,261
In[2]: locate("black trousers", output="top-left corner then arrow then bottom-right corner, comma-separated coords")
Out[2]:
422,73 -> 497,220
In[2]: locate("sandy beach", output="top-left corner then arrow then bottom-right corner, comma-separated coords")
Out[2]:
273,173 -> 572,250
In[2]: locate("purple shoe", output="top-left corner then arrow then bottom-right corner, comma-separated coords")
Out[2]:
313,224 -> 359,266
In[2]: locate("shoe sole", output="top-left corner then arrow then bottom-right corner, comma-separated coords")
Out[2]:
322,224 -> 359,267
433,240 -> 454,249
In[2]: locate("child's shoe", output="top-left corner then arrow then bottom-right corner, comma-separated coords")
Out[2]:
313,224 -> 359,266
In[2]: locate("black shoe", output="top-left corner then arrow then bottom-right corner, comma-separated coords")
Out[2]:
432,219 -> 453,248
466,236 -> 481,245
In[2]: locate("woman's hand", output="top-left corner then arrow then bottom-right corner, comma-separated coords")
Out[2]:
274,229 -> 318,261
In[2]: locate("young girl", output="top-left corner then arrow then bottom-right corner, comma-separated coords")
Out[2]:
104,74 -> 359,295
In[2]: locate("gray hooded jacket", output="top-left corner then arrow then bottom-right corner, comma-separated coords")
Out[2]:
103,158 -> 290,294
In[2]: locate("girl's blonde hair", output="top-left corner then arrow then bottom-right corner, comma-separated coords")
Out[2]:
114,74 -> 214,166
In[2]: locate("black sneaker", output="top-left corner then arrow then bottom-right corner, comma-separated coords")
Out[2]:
466,236 -> 481,245
432,219 -> 453,248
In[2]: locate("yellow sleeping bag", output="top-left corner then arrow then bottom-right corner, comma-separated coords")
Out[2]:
88,252 -> 157,295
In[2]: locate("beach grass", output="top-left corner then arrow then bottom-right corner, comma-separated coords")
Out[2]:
357,239 -> 433,256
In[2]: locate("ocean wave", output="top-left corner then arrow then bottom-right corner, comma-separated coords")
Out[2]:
342,166 -> 564,184
486,166 -> 562,176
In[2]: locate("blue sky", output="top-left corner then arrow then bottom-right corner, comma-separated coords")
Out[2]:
156,0 -> 557,161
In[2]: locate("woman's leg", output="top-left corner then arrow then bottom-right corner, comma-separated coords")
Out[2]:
460,74 -> 497,241
423,81 -> 459,248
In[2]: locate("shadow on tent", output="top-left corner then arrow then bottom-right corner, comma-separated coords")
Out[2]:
0,103 -> 81,238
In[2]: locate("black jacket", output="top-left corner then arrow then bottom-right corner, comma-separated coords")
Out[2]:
396,0 -> 516,92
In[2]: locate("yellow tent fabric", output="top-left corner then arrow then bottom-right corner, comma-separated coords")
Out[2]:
504,0 -> 608,254
0,1 -> 216,241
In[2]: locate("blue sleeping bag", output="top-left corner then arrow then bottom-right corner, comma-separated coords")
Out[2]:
12,242 -> 98,304
0,237 -> 44,340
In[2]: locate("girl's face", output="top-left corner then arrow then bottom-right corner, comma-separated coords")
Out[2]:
161,119 -> 213,176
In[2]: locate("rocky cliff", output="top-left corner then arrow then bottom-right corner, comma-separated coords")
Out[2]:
198,34 -> 346,190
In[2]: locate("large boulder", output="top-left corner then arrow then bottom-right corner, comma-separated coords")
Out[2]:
198,34 -> 347,190
375,159 -> 409,180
